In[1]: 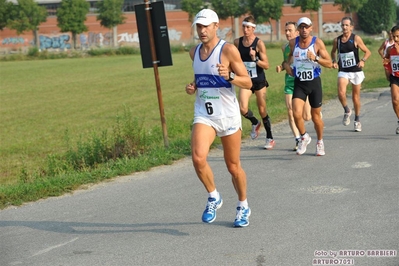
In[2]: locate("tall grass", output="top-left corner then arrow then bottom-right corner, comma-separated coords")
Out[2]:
0,40 -> 388,208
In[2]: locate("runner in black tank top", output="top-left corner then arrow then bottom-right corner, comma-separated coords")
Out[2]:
331,17 -> 371,132
237,36 -> 266,83
233,15 -> 275,150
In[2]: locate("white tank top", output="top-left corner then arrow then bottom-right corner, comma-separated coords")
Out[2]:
193,39 -> 239,119
292,36 -> 321,81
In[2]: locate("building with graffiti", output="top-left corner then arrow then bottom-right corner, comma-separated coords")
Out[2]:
1,0 -> 350,52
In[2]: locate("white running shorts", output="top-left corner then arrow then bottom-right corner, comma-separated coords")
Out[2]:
193,115 -> 242,137
338,71 -> 365,85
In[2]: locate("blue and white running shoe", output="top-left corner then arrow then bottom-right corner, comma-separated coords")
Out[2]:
202,195 -> 223,223
233,206 -> 251,227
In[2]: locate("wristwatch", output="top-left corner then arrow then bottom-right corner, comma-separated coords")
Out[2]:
254,57 -> 260,63
227,72 -> 235,81
315,56 -> 320,62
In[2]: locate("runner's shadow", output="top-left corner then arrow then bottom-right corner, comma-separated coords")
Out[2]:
0,220 -> 201,236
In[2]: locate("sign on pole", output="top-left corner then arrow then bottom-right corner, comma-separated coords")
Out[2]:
135,1 -> 172,68
135,1 -> 172,148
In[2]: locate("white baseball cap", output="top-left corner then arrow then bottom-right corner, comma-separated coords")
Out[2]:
192,9 -> 219,27
297,17 -> 312,26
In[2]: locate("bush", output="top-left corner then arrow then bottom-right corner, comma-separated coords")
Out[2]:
116,46 -> 140,55
87,48 -> 118,56
358,0 -> 396,34
170,44 -> 188,53
27,47 -> 39,57
45,107 -> 149,176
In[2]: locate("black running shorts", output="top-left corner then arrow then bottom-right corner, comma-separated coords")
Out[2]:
389,75 -> 399,87
293,77 -> 323,108
250,79 -> 269,93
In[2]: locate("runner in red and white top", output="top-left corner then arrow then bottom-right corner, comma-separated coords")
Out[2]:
378,31 -> 395,81
383,25 -> 399,134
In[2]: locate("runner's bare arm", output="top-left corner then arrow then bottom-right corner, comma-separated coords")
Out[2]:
282,39 -> 294,76
255,40 -> 269,70
331,38 -> 338,69
186,47 -> 197,95
219,43 -> 252,90
355,35 -> 371,67
315,38 -> 332,68
276,44 -> 286,73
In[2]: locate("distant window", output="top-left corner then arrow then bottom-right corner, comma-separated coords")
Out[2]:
40,3 -> 60,16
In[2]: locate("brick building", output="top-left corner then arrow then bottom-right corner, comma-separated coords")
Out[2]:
1,1 -> 350,51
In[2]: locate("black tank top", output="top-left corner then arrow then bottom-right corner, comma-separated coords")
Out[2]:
338,33 -> 361,72
237,36 -> 265,82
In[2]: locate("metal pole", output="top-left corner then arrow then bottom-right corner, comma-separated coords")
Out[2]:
318,3 -> 323,38
144,0 -> 169,148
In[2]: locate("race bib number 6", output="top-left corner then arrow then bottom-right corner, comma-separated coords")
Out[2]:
198,89 -> 222,116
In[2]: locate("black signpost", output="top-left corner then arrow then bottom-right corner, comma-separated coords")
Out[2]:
135,1 -> 172,148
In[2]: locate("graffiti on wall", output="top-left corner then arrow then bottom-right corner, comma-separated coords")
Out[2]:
118,32 -> 139,43
217,27 -> 231,39
0,23 -> 343,50
255,24 -> 272,35
39,34 -> 71,50
40,33 -> 113,49
2,37 -> 26,45
167,29 -> 182,41
88,32 -> 112,47
322,22 -> 342,33
117,29 -> 182,43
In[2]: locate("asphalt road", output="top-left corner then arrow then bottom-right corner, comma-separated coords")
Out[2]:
1,88 -> 398,266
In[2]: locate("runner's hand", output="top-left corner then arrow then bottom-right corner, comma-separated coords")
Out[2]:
217,64 -> 229,80
186,82 -> 196,95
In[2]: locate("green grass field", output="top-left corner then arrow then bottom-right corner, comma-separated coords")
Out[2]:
0,41 -> 388,207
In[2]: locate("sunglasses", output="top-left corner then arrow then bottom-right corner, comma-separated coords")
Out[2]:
298,25 -> 311,30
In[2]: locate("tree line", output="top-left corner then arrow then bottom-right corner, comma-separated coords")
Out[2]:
0,0 -> 397,49
181,0 -> 396,36
0,0 -> 125,48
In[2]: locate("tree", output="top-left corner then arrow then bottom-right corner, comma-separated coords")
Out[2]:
357,0 -> 396,34
96,0 -> 126,47
247,0 -> 284,41
210,0 -> 248,39
292,0 -> 321,15
181,0 -> 206,24
0,0 -> 15,30
57,0 -> 89,49
5,0 -> 47,47
247,0 -> 283,24
292,0 -> 323,37
396,5 -> 399,24
333,0 -> 368,16
181,0 -> 209,41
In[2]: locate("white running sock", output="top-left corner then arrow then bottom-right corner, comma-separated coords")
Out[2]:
209,189 -> 219,200
238,199 -> 248,209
